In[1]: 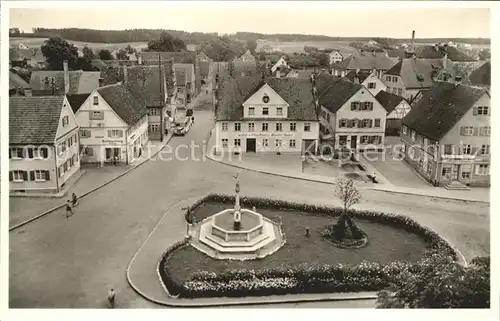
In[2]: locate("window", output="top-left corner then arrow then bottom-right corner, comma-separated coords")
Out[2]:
276,139 -> 282,148
84,147 -> 94,156
93,96 -> 99,105
90,111 -> 104,120
374,119 -> 381,128
462,126 -> 474,136
177,87 -> 183,93
304,123 -> 311,132
426,162 -> 433,176
481,145 -> 490,155
109,130 -> 122,137
367,82 -> 376,89
61,141 -> 67,153
221,123 -> 228,131
262,123 -> 269,131
350,102 -> 360,111
263,107 -> 269,115
234,139 -> 241,147
339,135 -> 348,146
423,138 -> 428,147
411,130 -> 416,141
392,76 -> 397,82
476,164 -> 489,175
402,125 -> 408,135
40,147 -> 49,159
392,87 -> 398,94
289,139 -> 296,148
248,107 -> 255,115
246,123 -> 254,132
480,126 -> 491,136
221,139 -> 228,148
277,107 -> 283,116
444,144 -> 453,155
10,147 -> 24,159
475,106 -> 489,115
461,165 -> 472,180
387,86 -> 392,93
360,102 -> 373,111
62,115 -> 69,127
262,139 -> 269,147
361,135 -> 369,144
462,144 -> 472,155
80,129 -> 91,138
385,76 -> 391,82
339,119 -> 347,128
234,123 -> 241,132
397,88 -> 402,96
290,123 -> 296,131
372,136 -> 381,144
442,167 -> 451,178
362,119 -> 371,128
276,123 -> 282,132
12,170 -> 26,182
34,170 -> 47,182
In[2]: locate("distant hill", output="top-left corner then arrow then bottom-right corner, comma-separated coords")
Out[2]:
10,28 -> 491,45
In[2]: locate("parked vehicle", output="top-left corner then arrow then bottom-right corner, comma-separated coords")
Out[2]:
173,122 -> 187,136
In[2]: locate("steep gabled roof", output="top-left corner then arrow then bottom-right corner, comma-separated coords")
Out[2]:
416,45 -> 476,62
97,84 -> 147,126
385,58 -> 453,89
9,71 -> 31,90
314,73 -> 343,97
9,96 -> 65,145
66,93 -> 91,113
402,82 -> 488,141
125,65 -> 167,107
318,78 -> 363,113
30,70 -> 101,95
375,90 -> 406,114
331,51 -> 397,71
469,61 -> 490,87
343,70 -> 371,83
216,76 -> 317,121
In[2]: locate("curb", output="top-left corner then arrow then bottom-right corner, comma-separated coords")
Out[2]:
125,196 -> 378,307
205,153 -> 489,205
9,135 -> 174,232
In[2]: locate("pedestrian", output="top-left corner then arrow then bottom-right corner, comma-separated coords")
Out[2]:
71,193 -> 78,207
65,200 -> 73,218
107,288 -> 116,309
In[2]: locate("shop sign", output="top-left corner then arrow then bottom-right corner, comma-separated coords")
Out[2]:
237,132 -> 294,138
102,139 -> 124,145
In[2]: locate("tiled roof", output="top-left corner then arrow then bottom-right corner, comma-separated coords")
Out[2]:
343,70 -> 371,83
375,90 -> 405,114
385,58 -> 453,89
66,93 -> 91,113
97,84 -> 148,126
314,73 -> 343,95
216,76 -> 317,121
9,96 -> 65,145
30,70 -> 101,95
401,82 -> 488,141
318,77 -> 363,113
141,51 -> 196,64
9,71 -> 30,90
199,61 -> 210,76
125,65 -> 167,107
174,63 -> 194,83
286,69 -> 314,79
416,45 -> 476,62
232,60 -> 259,76
469,61 -> 490,87
331,51 -> 397,71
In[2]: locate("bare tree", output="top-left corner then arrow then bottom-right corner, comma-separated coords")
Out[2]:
333,177 -> 362,240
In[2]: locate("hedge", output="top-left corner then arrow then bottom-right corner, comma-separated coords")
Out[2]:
163,193 -> 458,298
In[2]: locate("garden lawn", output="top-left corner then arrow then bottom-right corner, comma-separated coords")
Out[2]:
167,202 -> 428,285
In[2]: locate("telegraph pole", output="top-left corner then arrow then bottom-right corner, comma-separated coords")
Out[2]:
159,52 -> 164,143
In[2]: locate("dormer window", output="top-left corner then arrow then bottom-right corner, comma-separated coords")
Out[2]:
262,94 -> 270,104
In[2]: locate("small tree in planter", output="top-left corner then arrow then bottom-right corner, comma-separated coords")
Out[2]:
332,177 -> 362,240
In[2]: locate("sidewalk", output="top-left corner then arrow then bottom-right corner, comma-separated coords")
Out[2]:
126,197 -> 378,307
10,134 -> 173,230
205,133 -> 489,203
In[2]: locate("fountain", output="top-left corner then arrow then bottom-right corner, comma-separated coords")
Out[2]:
189,173 -> 285,260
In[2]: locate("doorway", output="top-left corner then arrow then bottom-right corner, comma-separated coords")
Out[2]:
246,138 -> 256,153
452,164 -> 460,180
350,135 -> 357,149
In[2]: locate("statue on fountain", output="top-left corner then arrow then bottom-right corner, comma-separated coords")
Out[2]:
233,172 -> 242,231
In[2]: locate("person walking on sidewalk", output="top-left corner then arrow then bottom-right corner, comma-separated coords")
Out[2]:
107,288 -> 116,309
71,193 -> 79,207
65,200 -> 74,218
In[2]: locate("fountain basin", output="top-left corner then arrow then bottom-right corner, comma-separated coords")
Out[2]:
212,210 -> 263,242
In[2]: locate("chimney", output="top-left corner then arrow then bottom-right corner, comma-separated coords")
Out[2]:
411,30 -> 415,52
442,53 -> 448,70
123,65 -> 128,84
98,78 -> 104,87
63,60 -> 69,94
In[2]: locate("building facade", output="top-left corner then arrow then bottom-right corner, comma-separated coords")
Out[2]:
375,90 -> 411,135
9,96 -> 81,194
76,84 -> 149,165
401,82 -> 490,187
329,51 -> 343,65
214,77 -> 319,155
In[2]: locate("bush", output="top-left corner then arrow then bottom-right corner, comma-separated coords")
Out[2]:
159,194 -> 460,298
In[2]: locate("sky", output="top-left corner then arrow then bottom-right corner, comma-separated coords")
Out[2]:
9,2 -> 491,39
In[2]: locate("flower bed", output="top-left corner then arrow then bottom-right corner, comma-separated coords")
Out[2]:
162,193 -> 458,298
